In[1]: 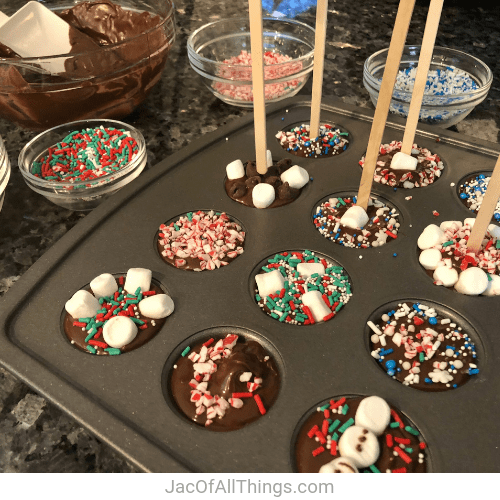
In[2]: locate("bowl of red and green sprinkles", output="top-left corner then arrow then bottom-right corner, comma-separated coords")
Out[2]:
18,119 -> 146,211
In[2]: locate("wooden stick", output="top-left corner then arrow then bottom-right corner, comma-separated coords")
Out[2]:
309,0 -> 328,141
249,0 -> 268,175
401,0 -> 444,155
467,154 -> 500,253
356,0 -> 416,211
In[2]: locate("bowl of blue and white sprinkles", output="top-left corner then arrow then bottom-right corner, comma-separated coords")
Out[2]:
363,46 -> 492,128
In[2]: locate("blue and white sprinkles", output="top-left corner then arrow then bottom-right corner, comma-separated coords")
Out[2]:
369,301 -> 479,391
459,173 -> 500,220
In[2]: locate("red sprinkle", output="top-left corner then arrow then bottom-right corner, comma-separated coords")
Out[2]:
312,446 -> 325,457
330,440 -> 337,456
253,394 -> 266,415
88,340 -> 108,349
392,467 -> 407,473
307,425 -> 319,439
394,446 -> 412,464
330,397 -> 346,410
386,434 -> 393,448
232,392 -> 253,398
390,409 -> 404,428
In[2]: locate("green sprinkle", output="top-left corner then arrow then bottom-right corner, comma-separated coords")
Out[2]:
405,448 -> 413,454
134,287 -> 142,296
487,273 -> 493,282
328,419 -> 341,434
181,346 -> 191,357
339,132 -> 349,136
342,404 -> 349,415
335,302 -> 344,313
78,317 -> 92,323
442,241 -> 454,247
338,418 -> 354,433
105,348 -> 121,355
319,403 -> 330,412
405,425 -> 420,436
174,224 -> 179,231
390,422 -> 400,428
86,345 -> 96,354
338,198 -> 346,206
419,352 -> 425,363
270,312 -> 279,319
255,294 -> 261,302
130,318 -> 145,325
331,432 -> 339,442
85,331 -> 95,343
496,240 -> 500,250
369,464 -> 381,473
279,312 -> 288,322
262,266 -> 272,273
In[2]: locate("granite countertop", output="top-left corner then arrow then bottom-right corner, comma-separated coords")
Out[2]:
0,0 -> 499,472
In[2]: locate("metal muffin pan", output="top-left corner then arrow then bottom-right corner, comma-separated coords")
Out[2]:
0,96 -> 499,473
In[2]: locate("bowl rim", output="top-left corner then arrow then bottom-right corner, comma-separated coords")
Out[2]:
187,16 -> 315,69
363,44 -> 493,99
0,0 -> 175,62
18,118 -> 146,193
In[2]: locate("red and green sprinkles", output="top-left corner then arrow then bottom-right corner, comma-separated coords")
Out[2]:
31,126 -> 138,186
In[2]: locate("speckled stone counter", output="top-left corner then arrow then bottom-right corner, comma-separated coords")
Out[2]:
0,0 -> 499,472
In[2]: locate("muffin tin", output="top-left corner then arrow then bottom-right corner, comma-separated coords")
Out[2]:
0,96 -> 499,472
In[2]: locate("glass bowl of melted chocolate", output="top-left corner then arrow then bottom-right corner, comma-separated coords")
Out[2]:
0,0 -> 175,130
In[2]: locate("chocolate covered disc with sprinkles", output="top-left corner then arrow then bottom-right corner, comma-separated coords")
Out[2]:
359,141 -> 444,189
31,126 -> 139,185
294,395 -> 427,473
254,250 -> 352,325
418,219 -> 500,295
313,196 -> 400,248
64,268 -> 174,355
368,302 -> 479,391
458,173 -> 500,222
157,211 -> 245,271
169,334 -> 280,431
275,123 -> 349,158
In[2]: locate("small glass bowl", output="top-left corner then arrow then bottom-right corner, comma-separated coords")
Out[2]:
187,17 -> 315,108
0,135 -> 11,214
363,45 -> 492,128
18,119 -> 147,211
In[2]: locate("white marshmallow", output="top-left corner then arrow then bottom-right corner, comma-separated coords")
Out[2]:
65,290 -> 100,319
454,267 -> 488,295
102,316 -> 138,349
138,294 -> 174,319
301,290 -> 331,322
266,149 -> 273,168
482,274 -> 500,296
124,268 -> 152,294
338,426 -> 380,468
252,183 -> 275,209
417,224 -> 446,250
354,396 -> 391,436
433,266 -> 459,287
319,457 -> 359,473
440,220 -> 462,232
255,269 -> 285,298
280,165 -> 309,189
464,218 -> 476,228
90,273 -> 118,299
340,205 -> 369,230
487,224 -> 500,239
419,248 -> 443,270
226,159 -> 245,180
297,262 -> 325,279
390,151 -> 418,171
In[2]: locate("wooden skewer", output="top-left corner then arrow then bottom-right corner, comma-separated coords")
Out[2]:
356,0 -> 416,211
467,154 -> 500,253
249,0 -> 268,175
309,0 -> 328,141
400,0 -> 444,155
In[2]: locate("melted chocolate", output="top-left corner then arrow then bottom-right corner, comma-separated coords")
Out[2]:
63,279 -> 166,355
170,337 -> 280,431
295,396 -> 427,473
225,159 -> 301,209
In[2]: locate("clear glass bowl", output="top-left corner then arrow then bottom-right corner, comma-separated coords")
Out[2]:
0,134 -> 10,214
187,17 -> 315,108
363,45 -> 493,128
18,119 -> 147,211
0,0 -> 175,130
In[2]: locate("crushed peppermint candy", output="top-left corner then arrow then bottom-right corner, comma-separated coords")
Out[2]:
31,126 -> 138,186
369,302 -> 479,391
275,123 -> 349,158
359,141 -> 444,189
459,173 -> 500,221
213,50 -> 304,102
313,196 -> 400,248
158,210 -> 245,271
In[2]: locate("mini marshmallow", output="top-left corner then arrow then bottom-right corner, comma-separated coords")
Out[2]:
482,274 -> 500,296
390,151 -> 418,171
354,396 -> 391,436
419,248 -> 443,270
102,316 -> 138,348
454,267 -> 488,295
301,290 -> 331,322
252,183 -> 275,209
255,269 -> 285,298
340,206 -> 369,230
338,426 -> 380,468
464,218 -> 476,228
433,266 -> 459,287
90,273 -> 118,299
417,224 -> 446,250
297,262 -> 325,279
319,457 -> 359,473
266,149 -> 273,168
124,268 -> 152,294
280,165 -> 309,189
138,294 -> 174,319
226,159 -> 245,180
65,290 -> 100,319
487,224 -> 500,239
440,220 -> 462,232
